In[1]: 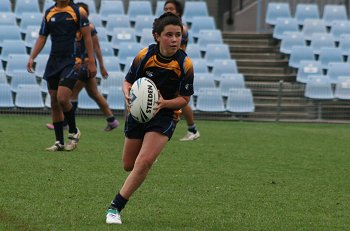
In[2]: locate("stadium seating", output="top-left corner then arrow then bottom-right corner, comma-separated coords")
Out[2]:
280,32 -> 306,54
24,25 -> 40,48
304,75 -> 334,99
211,59 -> 238,77
318,47 -> 343,69
0,70 -> 7,84
338,34 -> 350,56
10,70 -> 38,93
0,25 -> 22,47
185,44 -> 202,59
139,28 -> 155,47
329,20 -> 350,42
110,28 -> 137,50
226,88 -> 255,113
79,0 -> 97,14
294,3 -> 320,26
334,77 -> 350,100
44,92 -> 51,108
218,73 -> 246,97
302,19 -> 327,41
195,87 -> 225,112
322,4 -> 348,26
191,58 -> 209,74
197,29 -> 223,47
95,27 -> 109,42
107,86 -> 125,110
273,17 -> 299,40
193,73 -> 216,96
128,1 -> 153,23
0,0 -> 12,13
309,33 -> 336,55
288,45 -> 315,68
155,1 -> 166,17
0,12 -> 17,26
117,42 -> 142,66
5,54 -> 30,78
326,62 -> 350,83
39,79 -> 48,94
15,84 -> 45,108
204,44 -> 231,66
14,0 -> 41,18
265,2 -> 291,25
105,15 -> 131,35
99,0 -> 124,22
134,15 -> 155,38
89,13 -> 103,27
99,56 -> 121,76
0,83 -> 14,108
19,12 -> 42,34
0,40 -> 27,62
34,54 -> 49,78
190,16 -> 216,39
100,72 -> 124,95
296,61 -> 323,83
99,41 -> 115,56
183,1 -> 209,24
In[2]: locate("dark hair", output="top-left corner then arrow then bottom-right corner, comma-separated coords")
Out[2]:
152,12 -> 183,42
164,0 -> 183,17
76,2 -> 89,15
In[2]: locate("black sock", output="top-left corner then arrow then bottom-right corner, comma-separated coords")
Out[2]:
71,101 -> 78,113
63,108 -> 77,134
110,193 -> 128,212
188,124 -> 197,134
53,121 -> 64,145
106,116 -> 115,123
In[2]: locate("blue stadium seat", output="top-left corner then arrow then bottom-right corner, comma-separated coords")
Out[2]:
211,59 -> 238,77
100,72 -> 124,95
155,1 -> 166,17
309,33 -> 335,55
296,61 -> 322,83
302,19 -> 327,41
0,12 -> 17,26
204,44 -> 231,66
0,25 -> 22,47
19,12 -> 42,34
0,0 -> 12,13
338,34 -> 350,56
107,86 -> 125,110
218,73 -> 246,97
10,70 -> 38,92
294,3 -> 320,26
134,15 -> 155,38
95,27 -> 109,42
99,41 -> 115,57
280,32 -> 306,54
195,88 -> 225,112
127,1 -> 153,23
329,20 -> 350,42
139,28 -> 155,47
190,16 -> 216,39
265,2 -> 291,25
226,88 -> 255,113
327,62 -> 350,83
117,42 -> 142,66
183,2 -> 209,24
191,58 -> 208,74
34,54 -> 49,78
99,56 -> 121,78
44,92 -> 51,108
304,75 -> 334,99
15,84 -> 44,108
14,0 -> 40,19
110,27 -> 137,50
0,40 -> 27,62
79,0 -> 97,14
0,70 -> 7,84
288,45 -> 315,68
0,83 -> 14,108
39,79 -> 48,94
334,76 -> 350,100
106,15 -> 131,36
99,0 -> 124,22
322,4 -> 348,27
77,88 -> 99,109
5,54 -> 30,78
193,73 -> 216,96
197,29 -> 223,48
42,0 -> 54,11
24,25 -> 40,48
185,44 -> 202,59
89,13 -> 103,27
273,17 -> 299,40
318,47 -> 343,69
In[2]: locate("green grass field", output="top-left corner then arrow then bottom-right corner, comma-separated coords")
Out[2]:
1,114 -> 350,231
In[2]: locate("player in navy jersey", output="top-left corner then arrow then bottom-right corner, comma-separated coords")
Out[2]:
164,0 -> 201,141
105,12 -> 194,224
45,2 -> 119,132
27,0 -> 97,151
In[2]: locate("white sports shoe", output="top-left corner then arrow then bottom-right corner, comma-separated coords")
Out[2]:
65,128 -> 81,151
46,141 -> 65,151
179,131 -> 200,141
106,209 -> 122,224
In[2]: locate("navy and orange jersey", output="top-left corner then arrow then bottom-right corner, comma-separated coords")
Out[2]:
39,1 -> 90,56
125,44 -> 194,116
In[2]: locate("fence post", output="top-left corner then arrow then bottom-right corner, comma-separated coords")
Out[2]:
276,80 -> 283,122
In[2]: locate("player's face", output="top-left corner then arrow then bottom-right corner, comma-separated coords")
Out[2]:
156,24 -> 182,57
164,3 -> 179,16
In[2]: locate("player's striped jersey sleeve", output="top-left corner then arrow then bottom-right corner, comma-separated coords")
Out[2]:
179,56 -> 194,96
125,47 -> 148,84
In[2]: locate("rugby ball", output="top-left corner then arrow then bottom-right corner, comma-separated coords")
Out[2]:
129,77 -> 159,123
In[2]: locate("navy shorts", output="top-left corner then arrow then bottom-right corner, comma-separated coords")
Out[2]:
77,64 -> 90,83
44,56 -> 79,90
124,113 -> 177,140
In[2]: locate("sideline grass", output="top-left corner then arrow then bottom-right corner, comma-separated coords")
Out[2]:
1,115 -> 350,230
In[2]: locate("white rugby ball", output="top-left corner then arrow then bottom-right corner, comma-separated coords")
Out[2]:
129,77 -> 159,123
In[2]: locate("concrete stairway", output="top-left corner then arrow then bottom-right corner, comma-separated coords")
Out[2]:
222,32 -> 350,122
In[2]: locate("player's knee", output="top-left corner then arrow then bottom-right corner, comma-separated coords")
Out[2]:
123,162 -> 134,172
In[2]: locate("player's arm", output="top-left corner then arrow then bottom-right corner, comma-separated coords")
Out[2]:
80,9 -> 96,78
91,26 -> 108,78
122,80 -> 132,110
